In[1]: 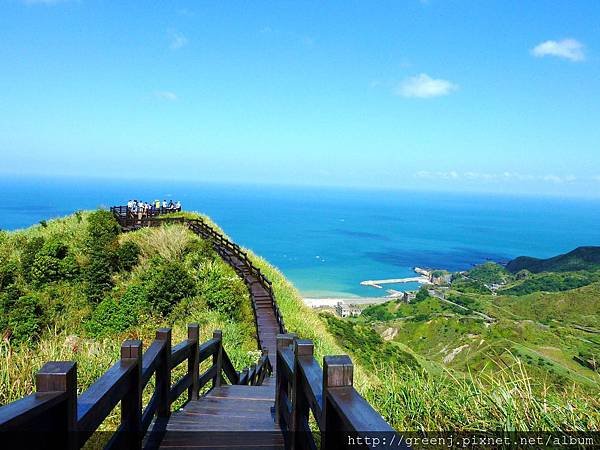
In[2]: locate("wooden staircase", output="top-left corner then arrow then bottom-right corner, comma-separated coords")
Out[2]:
157,384 -> 284,449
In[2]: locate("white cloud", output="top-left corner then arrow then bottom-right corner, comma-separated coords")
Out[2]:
415,171 -> 577,184
395,73 -> 458,98
154,91 -> 178,101
531,38 -> 585,62
168,30 -> 188,50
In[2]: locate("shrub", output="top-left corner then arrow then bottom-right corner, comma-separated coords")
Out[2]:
84,210 -> 120,303
145,260 -> 196,316
40,240 -> 69,259
0,259 -> 17,290
86,285 -> 149,336
451,277 -> 490,294
20,236 -> 45,281
362,303 -> 394,321
60,254 -> 81,280
85,210 -> 120,249
198,262 -> 244,319
7,294 -> 44,345
30,254 -> 62,286
500,271 -> 600,296
117,241 -> 141,271
0,285 -> 23,332
415,287 -> 430,302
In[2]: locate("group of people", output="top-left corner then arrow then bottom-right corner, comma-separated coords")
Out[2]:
126,199 -> 181,218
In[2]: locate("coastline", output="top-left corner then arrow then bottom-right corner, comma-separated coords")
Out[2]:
302,296 -> 390,308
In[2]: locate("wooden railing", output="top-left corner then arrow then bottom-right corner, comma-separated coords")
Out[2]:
275,334 -> 398,450
0,325 -> 272,449
109,205 -> 182,230
184,217 -> 286,335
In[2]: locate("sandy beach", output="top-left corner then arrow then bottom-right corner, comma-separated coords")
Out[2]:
302,297 -> 390,308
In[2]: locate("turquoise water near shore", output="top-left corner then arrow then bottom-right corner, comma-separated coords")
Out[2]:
2,176 -> 600,298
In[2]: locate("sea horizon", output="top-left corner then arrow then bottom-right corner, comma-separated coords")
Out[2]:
2,174 -> 600,299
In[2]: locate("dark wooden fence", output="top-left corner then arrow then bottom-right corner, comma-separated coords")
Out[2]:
109,205 -> 182,231
275,334 -> 399,450
0,326 -> 271,449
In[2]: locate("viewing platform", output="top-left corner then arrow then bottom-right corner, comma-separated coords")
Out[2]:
0,206 -> 400,449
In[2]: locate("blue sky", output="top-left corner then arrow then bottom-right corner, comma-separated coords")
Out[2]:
1,1 -> 599,197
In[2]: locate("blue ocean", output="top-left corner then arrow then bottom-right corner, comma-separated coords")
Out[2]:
2,175 -> 600,298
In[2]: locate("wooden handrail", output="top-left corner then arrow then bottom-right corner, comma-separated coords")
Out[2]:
275,335 -> 399,450
0,325 -> 271,449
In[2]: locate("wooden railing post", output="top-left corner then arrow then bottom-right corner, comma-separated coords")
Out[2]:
188,323 -> 200,400
292,339 -> 313,450
258,348 -> 269,384
212,330 -> 223,388
322,355 -> 354,450
121,340 -> 143,450
36,361 -> 77,450
155,328 -> 172,418
275,333 -> 296,425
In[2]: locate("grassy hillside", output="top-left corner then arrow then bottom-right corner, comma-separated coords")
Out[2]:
506,246 -> 600,273
1,211 -> 599,432
0,211 -> 259,419
355,262 -> 600,429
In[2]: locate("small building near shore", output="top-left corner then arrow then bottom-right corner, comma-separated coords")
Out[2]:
335,302 -> 361,318
401,291 -> 417,303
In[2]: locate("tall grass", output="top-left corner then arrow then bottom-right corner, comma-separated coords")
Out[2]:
364,359 -> 599,431
228,225 -> 600,431
0,212 -> 259,412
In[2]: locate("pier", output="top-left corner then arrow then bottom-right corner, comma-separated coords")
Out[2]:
360,276 -> 429,289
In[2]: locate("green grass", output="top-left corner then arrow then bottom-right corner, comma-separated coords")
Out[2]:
2,210 -> 599,432
0,211 -> 259,408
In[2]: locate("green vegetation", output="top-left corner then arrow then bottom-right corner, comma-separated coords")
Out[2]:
451,276 -> 490,294
466,261 -> 511,284
507,246 -> 600,273
1,212 -> 599,432
84,210 -> 120,302
247,247 -> 600,430
0,210 -> 258,420
500,271 -> 600,295
322,315 -> 419,369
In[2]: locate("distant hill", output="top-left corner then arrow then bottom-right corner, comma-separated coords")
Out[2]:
506,246 -> 600,274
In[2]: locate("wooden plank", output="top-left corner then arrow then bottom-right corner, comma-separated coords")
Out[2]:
198,338 -> 219,363
327,386 -> 395,432
0,392 -> 66,429
77,359 -> 136,440
169,374 -> 192,405
142,339 -> 166,388
207,385 -> 275,401
170,341 -> 192,369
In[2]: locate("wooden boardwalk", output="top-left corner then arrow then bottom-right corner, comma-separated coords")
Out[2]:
147,216 -> 284,448
187,219 -> 284,370
157,383 -> 283,449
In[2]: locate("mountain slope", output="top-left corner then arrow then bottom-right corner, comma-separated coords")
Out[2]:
506,246 -> 600,273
